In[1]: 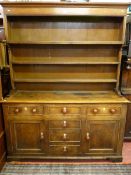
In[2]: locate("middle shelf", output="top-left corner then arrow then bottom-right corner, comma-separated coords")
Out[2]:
10,44 -> 120,65
12,57 -> 119,65
13,64 -> 117,83
14,74 -> 117,83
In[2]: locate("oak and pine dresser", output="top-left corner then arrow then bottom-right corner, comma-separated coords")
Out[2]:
0,1 -> 129,162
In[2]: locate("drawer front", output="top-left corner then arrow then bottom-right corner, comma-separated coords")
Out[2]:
45,105 -> 81,115
49,129 -> 81,142
87,105 -> 121,116
49,120 -> 81,129
8,105 -> 43,115
49,145 -> 80,156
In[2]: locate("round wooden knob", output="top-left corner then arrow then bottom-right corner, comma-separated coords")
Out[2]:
15,108 -> 19,113
92,108 -> 98,114
24,107 -> 28,111
110,108 -> 116,114
32,108 -> 37,113
62,107 -> 67,114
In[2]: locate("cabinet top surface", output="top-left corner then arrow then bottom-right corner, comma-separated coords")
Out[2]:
2,91 -> 129,104
0,1 -> 129,6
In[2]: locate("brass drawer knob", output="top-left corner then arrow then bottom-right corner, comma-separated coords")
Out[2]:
63,133 -> 67,140
86,132 -> 90,140
92,108 -> 98,114
127,58 -> 131,61
126,65 -> 131,70
63,146 -> 67,152
63,121 -> 67,127
24,107 -> 28,111
40,132 -> 44,140
110,108 -> 116,114
15,108 -> 20,113
32,108 -> 37,113
62,107 -> 67,114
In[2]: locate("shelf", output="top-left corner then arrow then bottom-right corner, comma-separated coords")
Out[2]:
14,73 -> 117,83
14,82 -> 116,92
8,16 -> 123,46
8,41 -> 123,45
12,57 -> 120,65
14,78 -> 117,83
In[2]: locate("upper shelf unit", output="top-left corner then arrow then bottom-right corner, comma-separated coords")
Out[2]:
3,2 -> 128,93
7,16 -> 125,44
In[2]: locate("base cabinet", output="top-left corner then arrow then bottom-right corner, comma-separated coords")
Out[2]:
3,103 -> 126,161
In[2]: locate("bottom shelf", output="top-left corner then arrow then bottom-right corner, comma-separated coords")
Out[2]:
14,82 -> 117,92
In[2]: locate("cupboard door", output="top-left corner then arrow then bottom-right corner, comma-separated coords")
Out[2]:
84,120 -> 120,155
10,120 -> 46,154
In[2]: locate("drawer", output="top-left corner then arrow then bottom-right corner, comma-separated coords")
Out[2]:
49,145 -> 80,155
49,120 -> 81,129
8,105 -> 43,115
46,105 -> 81,115
49,129 -> 81,142
87,105 -> 121,116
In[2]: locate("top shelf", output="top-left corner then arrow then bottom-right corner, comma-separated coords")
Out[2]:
7,16 -> 124,44
8,41 -> 124,45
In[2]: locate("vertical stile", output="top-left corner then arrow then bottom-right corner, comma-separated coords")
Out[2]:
8,45 -> 14,89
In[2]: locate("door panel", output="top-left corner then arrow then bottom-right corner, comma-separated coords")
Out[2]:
84,120 -> 120,154
10,120 -> 46,154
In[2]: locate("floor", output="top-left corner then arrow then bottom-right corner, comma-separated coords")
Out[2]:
0,142 -> 131,175
122,142 -> 131,163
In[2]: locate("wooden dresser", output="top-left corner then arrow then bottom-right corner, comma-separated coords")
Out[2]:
1,2 -> 129,162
